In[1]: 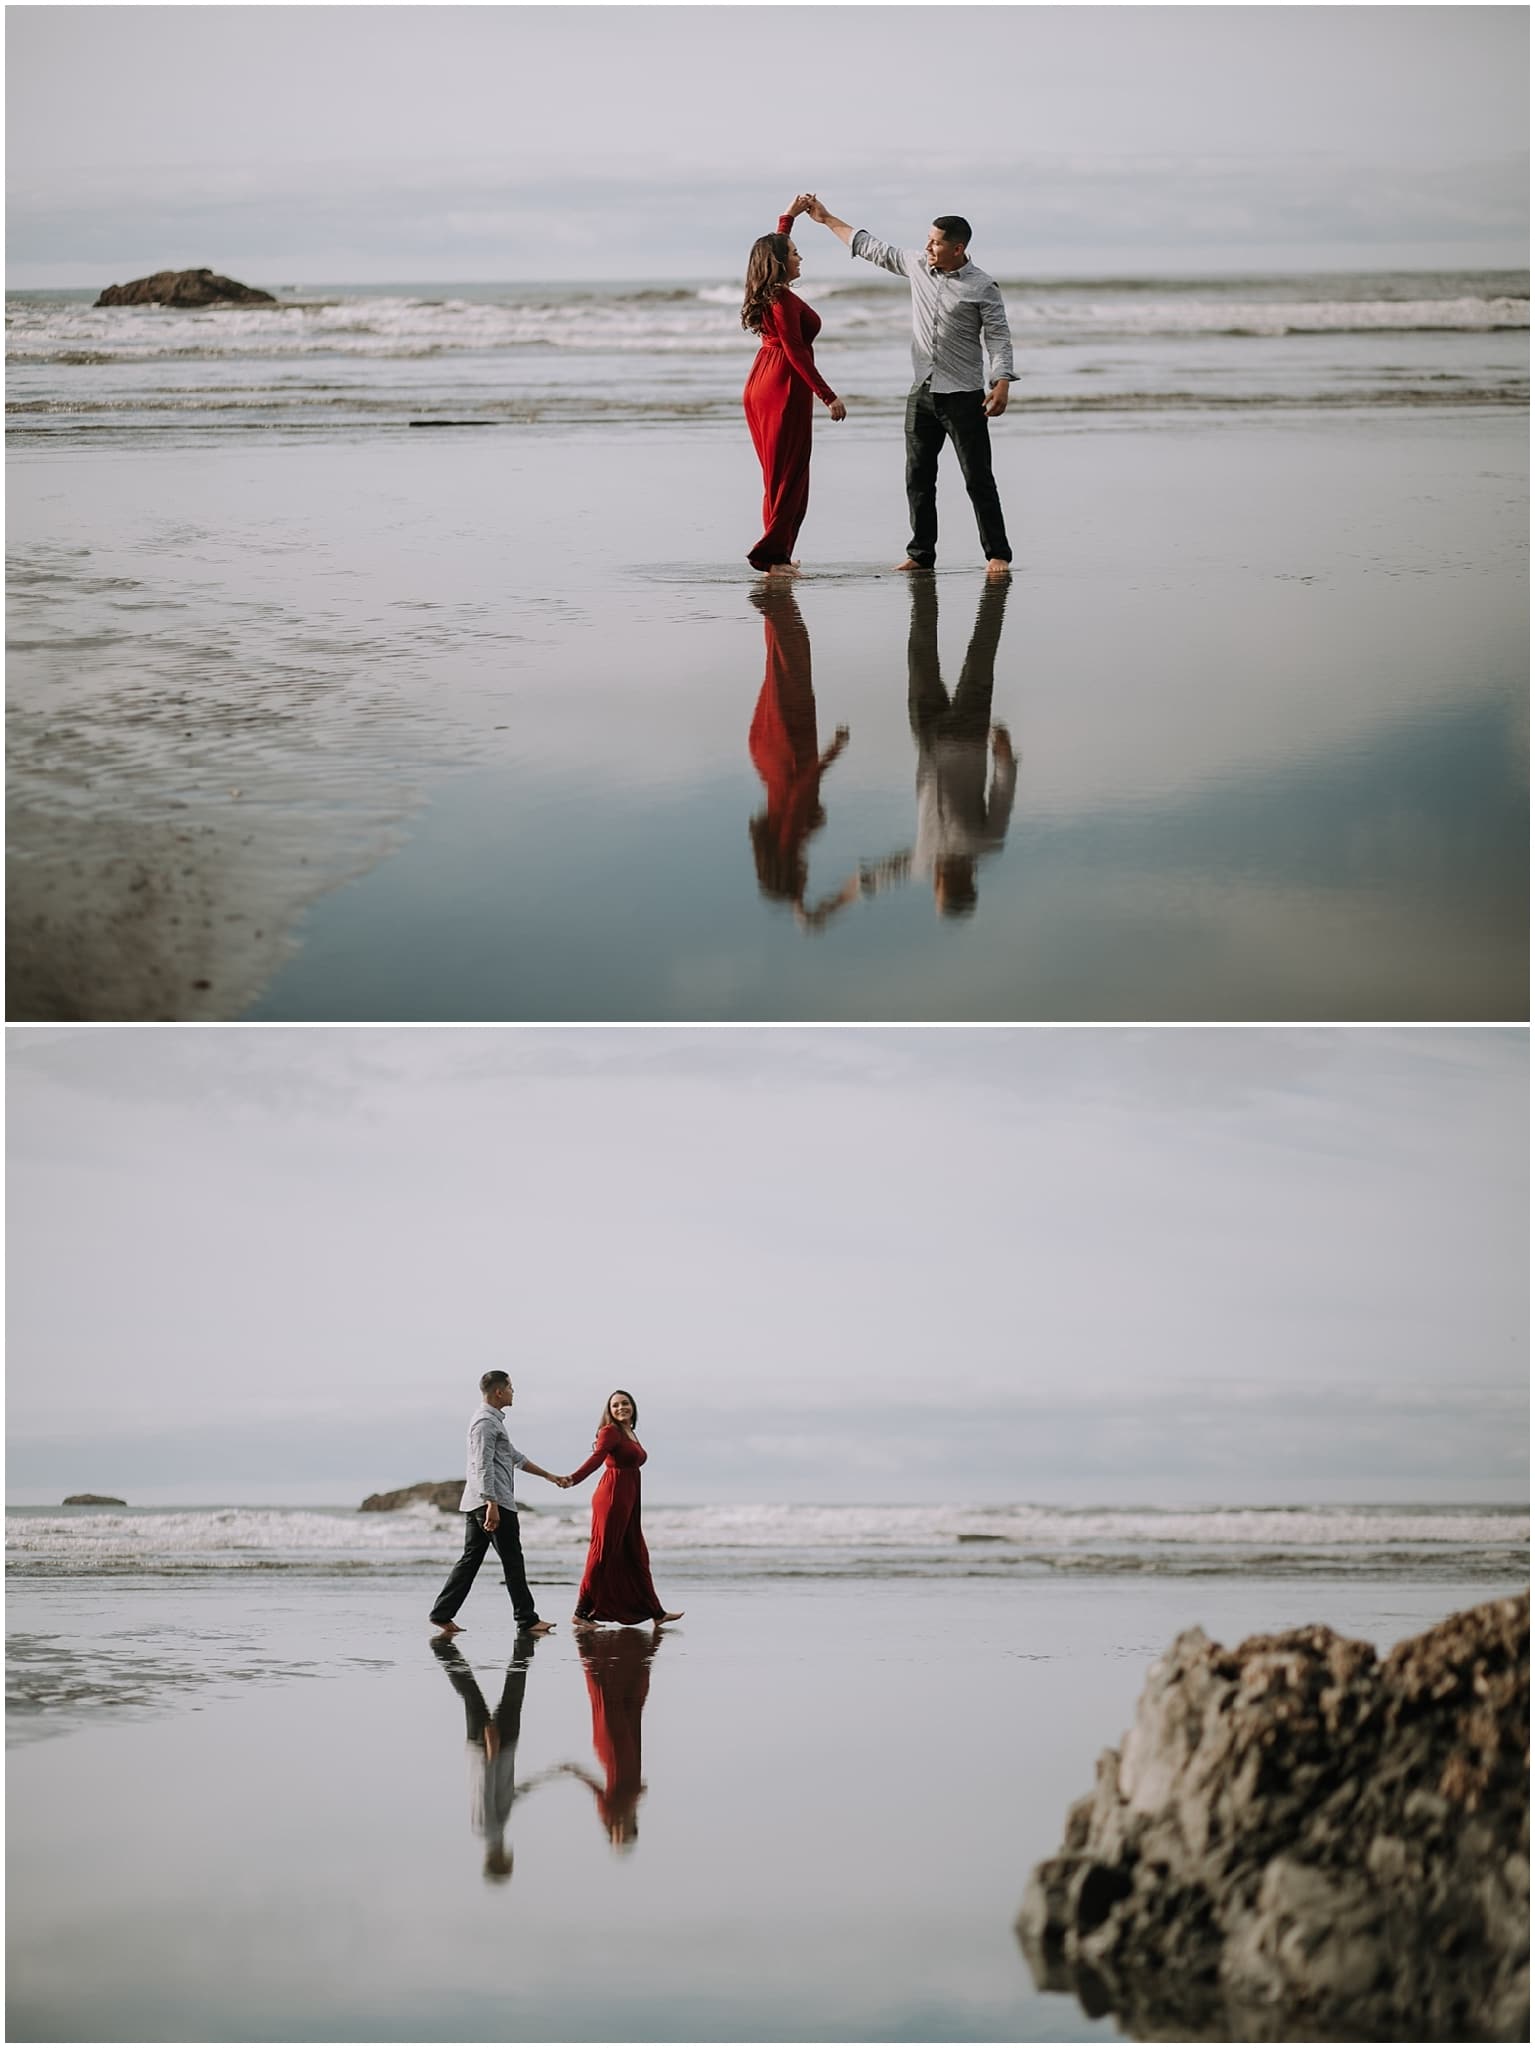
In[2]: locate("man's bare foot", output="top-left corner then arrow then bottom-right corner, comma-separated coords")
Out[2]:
986,558 -> 1012,579
895,558 -> 929,573
525,1619 -> 556,1634
656,1610 -> 685,1624
432,1618 -> 463,1635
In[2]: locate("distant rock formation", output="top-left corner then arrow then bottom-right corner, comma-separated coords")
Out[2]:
62,1492 -> 126,1505
95,268 -> 277,309
1017,1592 -> 1529,2042
360,1480 -> 464,1513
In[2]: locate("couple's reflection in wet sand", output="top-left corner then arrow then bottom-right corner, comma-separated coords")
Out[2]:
748,576 -> 1015,925
432,1626 -> 662,1880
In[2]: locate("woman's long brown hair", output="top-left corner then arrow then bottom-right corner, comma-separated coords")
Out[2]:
596,1389 -> 639,1444
741,233 -> 792,334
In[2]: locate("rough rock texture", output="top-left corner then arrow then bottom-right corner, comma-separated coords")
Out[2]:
359,1481 -> 465,1513
95,268 -> 277,308
1017,1593 -> 1529,2042
61,1492 -> 126,1506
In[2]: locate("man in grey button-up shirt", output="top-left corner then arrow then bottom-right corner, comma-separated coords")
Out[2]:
805,196 -> 1014,577
430,1371 -> 567,1636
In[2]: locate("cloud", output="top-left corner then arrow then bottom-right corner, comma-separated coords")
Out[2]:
8,151 -> 1527,282
7,1028 -> 1525,1506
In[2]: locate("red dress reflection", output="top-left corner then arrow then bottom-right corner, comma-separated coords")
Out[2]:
571,1626 -> 657,1846
748,586 -> 853,924
568,1426 -> 665,1623
751,587 -> 824,884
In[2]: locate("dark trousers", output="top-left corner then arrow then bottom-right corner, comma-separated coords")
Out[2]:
904,383 -> 1011,568
432,1635 -> 534,1746
907,575 -> 1009,743
430,1509 -> 540,1628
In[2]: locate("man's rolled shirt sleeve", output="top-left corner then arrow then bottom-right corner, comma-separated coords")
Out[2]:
981,284 -> 1016,383
468,1416 -> 499,1504
985,754 -> 1018,847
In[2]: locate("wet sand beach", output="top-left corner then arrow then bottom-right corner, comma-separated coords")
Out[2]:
7,408 -> 1526,1021
7,1571 -> 1521,2043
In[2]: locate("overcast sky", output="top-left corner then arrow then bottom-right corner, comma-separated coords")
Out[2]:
6,1027 -> 1526,1506
6,5 -> 1528,284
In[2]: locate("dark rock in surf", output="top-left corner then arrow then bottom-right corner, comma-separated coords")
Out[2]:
1017,1592 -> 1529,2041
62,1492 -> 127,1505
95,269 -> 277,309
358,1481 -> 540,1515
359,1480 -> 465,1513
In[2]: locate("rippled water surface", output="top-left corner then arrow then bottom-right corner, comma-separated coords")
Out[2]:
6,278 -> 1527,1022
8,272 -> 1527,438
8,1575 -> 1522,2040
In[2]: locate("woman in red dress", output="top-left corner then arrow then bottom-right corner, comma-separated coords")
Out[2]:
563,1391 -> 683,1626
742,196 -> 847,573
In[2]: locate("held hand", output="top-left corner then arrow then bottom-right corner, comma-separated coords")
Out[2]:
983,381 -> 1010,418
786,193 -> 810,220
805,193 -> 829,224
827,398 -> 847,422
991,724 -> 1014,764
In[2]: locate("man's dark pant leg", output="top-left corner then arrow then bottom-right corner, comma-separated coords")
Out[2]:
432,1635 -> 493,1739
488,1514 -> 541,1630
431,1512 -> 492,1625
907,574 -> 950,740
904,383 -> 947,568
943,391 -> 1012,563
947,578 -> 1009,739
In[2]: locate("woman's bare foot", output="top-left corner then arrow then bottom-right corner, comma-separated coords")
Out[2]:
764,560 -> 800,576
571,1614 -> 597,1627
432,1618 -> 464,1635
656,1611 -> 685,1624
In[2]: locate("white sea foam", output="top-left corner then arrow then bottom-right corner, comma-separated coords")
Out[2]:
7,1501 -> 1526,1580
7,283 -> 1527,368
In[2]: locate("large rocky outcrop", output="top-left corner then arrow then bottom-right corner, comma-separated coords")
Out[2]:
1018,1592 -> 1529,2042
359,1480 -> 465,1513
95,268 -> 276,308
62,1492 -> 126,1505
357,1481 -> 538,1514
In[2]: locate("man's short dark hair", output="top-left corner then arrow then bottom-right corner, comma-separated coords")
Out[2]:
932,215 -> 971,248
480,1370 -> 511,1396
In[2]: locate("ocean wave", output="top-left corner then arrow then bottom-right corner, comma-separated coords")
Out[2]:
6,282 -> 1525,368
7,1500 -> 1526,1581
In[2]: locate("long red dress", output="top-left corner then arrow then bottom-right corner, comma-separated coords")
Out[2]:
569,1426 -> 665,1623
744,218 -> 839,571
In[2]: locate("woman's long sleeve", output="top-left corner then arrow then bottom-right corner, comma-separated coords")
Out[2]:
568,1426 -> 621,1485
767,295 -> 837,406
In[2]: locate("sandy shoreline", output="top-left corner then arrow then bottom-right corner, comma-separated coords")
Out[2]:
7,409 -> 1527,1020
8,1572 -> 1519,2042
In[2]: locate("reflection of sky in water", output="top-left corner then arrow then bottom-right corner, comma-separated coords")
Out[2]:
9,414 -> 1524,1022
253,641 -> 1525,1023
10,1575 -> 1521,2042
